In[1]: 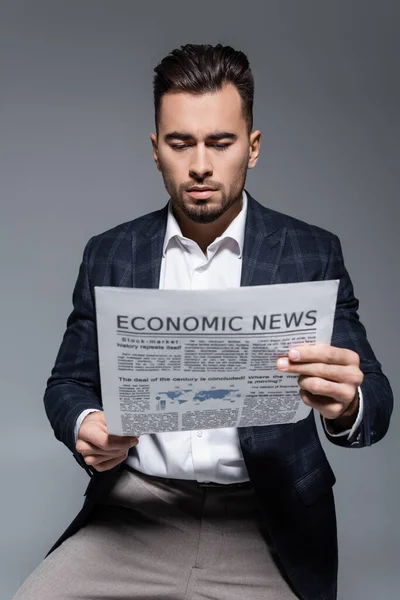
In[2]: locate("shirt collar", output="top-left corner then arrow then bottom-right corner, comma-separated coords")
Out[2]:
162,189 -> 248,258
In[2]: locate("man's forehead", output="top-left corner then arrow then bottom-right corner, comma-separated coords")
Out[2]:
159,107 -> 245,140
159,85 -> 244,130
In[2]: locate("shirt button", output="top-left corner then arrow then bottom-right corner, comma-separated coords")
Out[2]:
197,431 -> 203,437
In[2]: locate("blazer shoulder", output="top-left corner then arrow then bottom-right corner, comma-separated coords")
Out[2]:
83,206 -> 167,258
263,203 -> 338,241
91,207 -> 166,243
250,199 -> 341,259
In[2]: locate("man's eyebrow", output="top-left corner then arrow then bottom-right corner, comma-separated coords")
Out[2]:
163,131 -> 238,142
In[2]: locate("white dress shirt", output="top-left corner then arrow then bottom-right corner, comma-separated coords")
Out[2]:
74,190 -> 363,482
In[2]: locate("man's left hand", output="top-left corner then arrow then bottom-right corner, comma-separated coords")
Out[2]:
276,344 -> 364,423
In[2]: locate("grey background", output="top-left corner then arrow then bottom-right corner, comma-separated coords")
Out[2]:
1,1 -> 398,598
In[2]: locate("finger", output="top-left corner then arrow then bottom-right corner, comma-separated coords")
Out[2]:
78,437 -> 137,453
95,436 -> 139,452
287,344 -> 360,366
277,360 -> 362,385
298,375 -> 356,404
108,434 -> 140,447
79,429 -> 139,452
79,414 -> 139,447
299,389 -> 345,420
84,449 -> 128,467
88,453 -> 129,472
75,440 -> 127,457
83,450 -> 126,464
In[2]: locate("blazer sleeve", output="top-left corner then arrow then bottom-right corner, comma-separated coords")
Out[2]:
43,237 -> 102,472
322,233 -> 394,448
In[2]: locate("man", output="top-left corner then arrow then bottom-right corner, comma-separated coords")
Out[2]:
13,43 -> 393,600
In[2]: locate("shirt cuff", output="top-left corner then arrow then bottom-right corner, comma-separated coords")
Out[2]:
322,386 -> 364,439
74,408 -> 101,444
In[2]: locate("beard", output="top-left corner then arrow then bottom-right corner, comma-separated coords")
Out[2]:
174,190 -> 239,223
161,169 -> 248,224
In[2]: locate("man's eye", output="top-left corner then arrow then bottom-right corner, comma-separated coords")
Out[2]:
213,144 -> 230,151
171,144 -> 230,151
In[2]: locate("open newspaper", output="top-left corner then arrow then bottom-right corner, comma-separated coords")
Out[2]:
95,280 -> 339,436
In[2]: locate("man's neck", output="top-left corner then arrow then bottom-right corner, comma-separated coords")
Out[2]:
171,197 -> 243,255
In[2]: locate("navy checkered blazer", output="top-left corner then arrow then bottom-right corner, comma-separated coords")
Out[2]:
44,190 -> 393,600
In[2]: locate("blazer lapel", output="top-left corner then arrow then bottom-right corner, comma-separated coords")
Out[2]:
241,191 -> 287,287
131,205 -> 168,289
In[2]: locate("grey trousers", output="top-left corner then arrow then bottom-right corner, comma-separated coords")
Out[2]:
12,467 -> 299,599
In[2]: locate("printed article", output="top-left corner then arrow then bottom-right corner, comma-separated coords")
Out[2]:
95,280 -> 339,436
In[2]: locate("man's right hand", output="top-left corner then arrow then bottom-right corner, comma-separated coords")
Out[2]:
75,411 -> 139,472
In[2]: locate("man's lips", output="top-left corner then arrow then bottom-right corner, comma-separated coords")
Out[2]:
187,187 -> 217,191
186,188 -> 216,199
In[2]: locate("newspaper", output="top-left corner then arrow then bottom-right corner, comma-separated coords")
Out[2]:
94,280 -> 339,436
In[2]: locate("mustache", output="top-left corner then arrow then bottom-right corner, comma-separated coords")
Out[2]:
183,183 -> 220,191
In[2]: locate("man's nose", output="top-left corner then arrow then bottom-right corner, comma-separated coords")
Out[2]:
189,147 -> 213,179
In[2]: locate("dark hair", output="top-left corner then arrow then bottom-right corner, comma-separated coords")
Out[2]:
153,43 -> 254,135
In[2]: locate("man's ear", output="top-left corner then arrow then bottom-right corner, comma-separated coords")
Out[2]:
248,130 -> 262,169
150,133 -> 160,171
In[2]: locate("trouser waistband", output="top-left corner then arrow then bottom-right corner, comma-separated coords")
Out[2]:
122,464 -> 252,490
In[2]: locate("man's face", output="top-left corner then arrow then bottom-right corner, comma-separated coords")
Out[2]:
151,83 -> 260,224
